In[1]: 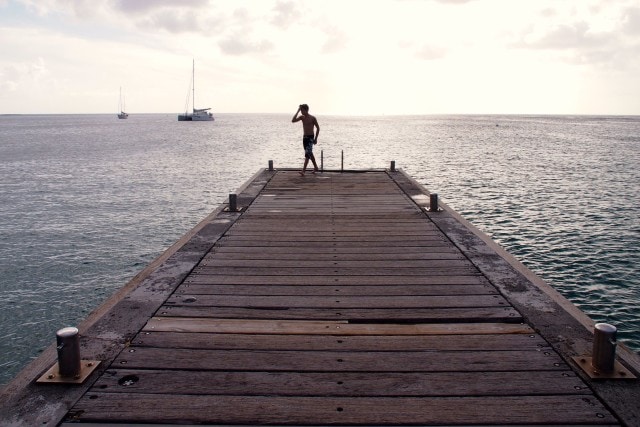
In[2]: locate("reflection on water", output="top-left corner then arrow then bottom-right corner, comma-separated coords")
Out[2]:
0,113 -> 638,384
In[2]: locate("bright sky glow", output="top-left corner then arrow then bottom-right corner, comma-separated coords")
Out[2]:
1,0 -> 639,115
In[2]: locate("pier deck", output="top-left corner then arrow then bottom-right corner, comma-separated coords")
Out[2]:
2,168 -> 639,426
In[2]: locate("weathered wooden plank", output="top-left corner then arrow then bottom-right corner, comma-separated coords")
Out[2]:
226,230 -> 442,237
192,266 -> 479,276
93,369 -> 590,397
220,235 -> 444,242
132,331 -> 549,351
203,251 -> 461,261
176,283 -> 497,296
158,306 -> 522,322
198,259 -> 473,270
144,317 -> 534,335
237,214 -> 427,221
185,274 -> 488,286
235,218 -> 429,224
207,245 -> 457,255
164,294 -> 508,309
70,394 -> 616,425
216,240 -> 452,247
112,348 -> 565,372
228,226 -> 442,232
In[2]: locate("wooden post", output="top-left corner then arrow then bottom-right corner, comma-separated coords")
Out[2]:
321,150 -> 324,172
341,150 -> 344,172
390,161 -> 396,172
268,160 -> 273,171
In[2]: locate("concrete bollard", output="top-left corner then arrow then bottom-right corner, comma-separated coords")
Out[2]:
429,193 -> 439,212
268,160 -> 273,171
56,327 -> 81,377
229,194 -> 237,212
592,323 -> 617,373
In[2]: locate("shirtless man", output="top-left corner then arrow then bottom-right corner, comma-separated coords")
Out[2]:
292,104 -> 320,176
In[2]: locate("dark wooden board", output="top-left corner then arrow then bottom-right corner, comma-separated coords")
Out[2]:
132,330 -> 550,351
164,294 -> 509,309
206,245 -> 457,255
185,274 -> 488,286
112,348 -> 565,372
192,266 -> 480,276
175,283 -> 497,296
198,259 -> 471,268
157,306 -> 522,322
132,332 -> 548,351
93,369 -> 590,397
70,394 -> 616,425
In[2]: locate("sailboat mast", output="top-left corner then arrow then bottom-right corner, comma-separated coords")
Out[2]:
192,59 -> 195,113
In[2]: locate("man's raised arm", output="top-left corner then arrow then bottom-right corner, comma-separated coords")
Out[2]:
292,106 -> 301,122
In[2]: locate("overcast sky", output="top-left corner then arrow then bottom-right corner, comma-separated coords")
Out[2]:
1,0 -> 639,115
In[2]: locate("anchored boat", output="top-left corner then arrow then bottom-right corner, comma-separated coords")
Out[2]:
178,59 -> 214,121
117,87 -> 128,119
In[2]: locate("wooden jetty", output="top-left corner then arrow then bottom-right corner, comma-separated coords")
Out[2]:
2,167 -> 639,426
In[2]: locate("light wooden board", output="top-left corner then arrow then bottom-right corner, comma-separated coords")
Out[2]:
143,317 -> 534,335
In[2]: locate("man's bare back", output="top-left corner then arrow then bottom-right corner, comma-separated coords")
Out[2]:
300,114 -> 318,136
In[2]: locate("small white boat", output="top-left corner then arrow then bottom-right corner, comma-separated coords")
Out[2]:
178,60 -> 214,121
117,87 -> 128,119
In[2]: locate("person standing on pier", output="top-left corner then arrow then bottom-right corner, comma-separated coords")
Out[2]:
292,103 -> 320,176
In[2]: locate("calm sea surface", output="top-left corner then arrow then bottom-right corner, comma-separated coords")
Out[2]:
1,113 -> 638,384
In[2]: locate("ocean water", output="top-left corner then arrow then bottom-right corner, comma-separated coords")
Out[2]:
0,113 -> 638,385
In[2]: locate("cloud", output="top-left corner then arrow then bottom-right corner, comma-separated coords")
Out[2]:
622,6 -> 640,35
0,65 -> 20,93
319,25 -> 348,54
112,0 -> 208,14
271,0 -> 301,29
218,35 -> 274,55
433,0 -> 476,3
517,21 -> 610,50
135,9 -> 207,34
416,44 -> 447,60
0,58 -> 50,95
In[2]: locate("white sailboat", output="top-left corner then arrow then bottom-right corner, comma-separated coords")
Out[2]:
117,87 -> 128,119
178,59 -> 214,121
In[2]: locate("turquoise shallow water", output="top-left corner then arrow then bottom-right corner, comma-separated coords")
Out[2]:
1,113 -> 638,385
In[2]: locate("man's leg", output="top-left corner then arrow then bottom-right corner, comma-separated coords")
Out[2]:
300,158 -> 309,176
310,154 -> 319,172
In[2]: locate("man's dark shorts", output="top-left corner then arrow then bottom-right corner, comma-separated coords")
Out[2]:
303,135 -> 315,159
